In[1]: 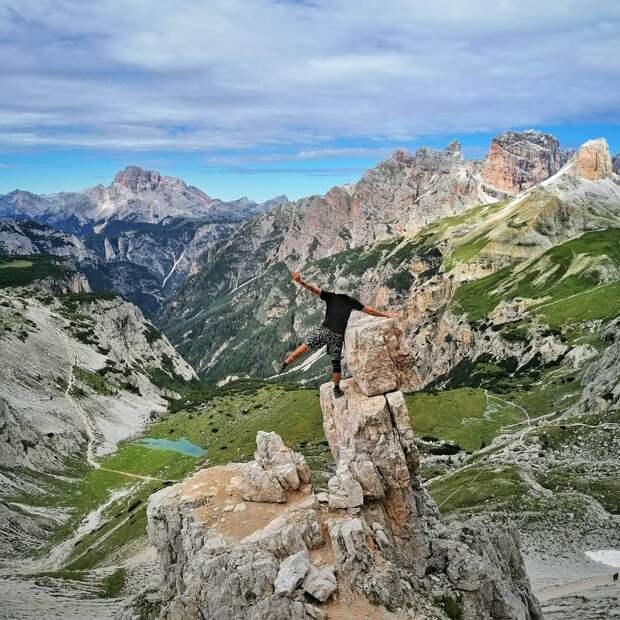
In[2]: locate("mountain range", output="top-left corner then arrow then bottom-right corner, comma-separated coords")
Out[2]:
0,167 -> 288,314
1,129 -> 620,618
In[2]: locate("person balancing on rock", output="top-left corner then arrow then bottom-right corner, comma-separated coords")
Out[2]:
276,272 -> 397,398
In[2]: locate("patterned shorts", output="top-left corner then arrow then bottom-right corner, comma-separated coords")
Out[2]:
305,325 -> 344,364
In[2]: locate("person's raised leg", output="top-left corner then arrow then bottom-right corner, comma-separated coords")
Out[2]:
274,342 -> 309,373
286,342 -> 308,365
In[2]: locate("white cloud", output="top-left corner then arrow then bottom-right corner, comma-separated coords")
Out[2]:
297,147 -> 395,160
0,0 -> 618,151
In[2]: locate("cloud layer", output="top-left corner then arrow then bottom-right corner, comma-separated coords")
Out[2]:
1,0 -> 619,154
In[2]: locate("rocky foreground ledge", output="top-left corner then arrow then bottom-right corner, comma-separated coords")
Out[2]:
123,319 -> 542,619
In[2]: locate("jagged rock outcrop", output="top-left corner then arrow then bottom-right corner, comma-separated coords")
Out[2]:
145,460 -> 334,619
613,153 -> 620,175
319,376 -> 541,619
238,431 -> 311,502
575,138 -> 613,180
144,319 -> 541,619
572,317 -> 620,414
481,130 -> 563,193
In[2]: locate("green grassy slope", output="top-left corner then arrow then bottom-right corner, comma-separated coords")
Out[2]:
454,228 -> 620,324
3,381 -> 331,586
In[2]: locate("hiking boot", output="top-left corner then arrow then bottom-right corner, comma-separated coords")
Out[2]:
333,385 -> 344,399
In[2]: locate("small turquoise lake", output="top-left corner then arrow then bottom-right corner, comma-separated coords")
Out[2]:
138,437 -> 206,457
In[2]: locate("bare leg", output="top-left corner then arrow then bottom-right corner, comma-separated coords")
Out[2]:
285,342 -> 309,365
332,371 -> 341,386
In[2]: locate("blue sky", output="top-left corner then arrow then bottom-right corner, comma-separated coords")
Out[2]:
1,1 -> 619,202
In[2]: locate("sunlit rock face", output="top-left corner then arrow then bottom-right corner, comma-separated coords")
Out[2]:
575,138 -> 614,180
481,130 -> 564,194
344,315 -> 414,396
348,141 -> 490,244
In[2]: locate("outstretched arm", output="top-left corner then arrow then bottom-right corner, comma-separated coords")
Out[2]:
291,271 -> 321,296
362,305 -> 398,318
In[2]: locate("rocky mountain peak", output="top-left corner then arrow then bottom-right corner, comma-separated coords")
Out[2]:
0,189 -> 49,218
391,148 -> 415,165
143,318 -> 541,619
112,165 -> 167,192
576,138 -> 613,180
481,129 -> 562,194
445,139 -> 461,154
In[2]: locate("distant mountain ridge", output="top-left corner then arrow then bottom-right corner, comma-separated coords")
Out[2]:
0,130 -> 600,322
160,130 -> 577,322
0,168 -> 289,314
0,165 -> 287,233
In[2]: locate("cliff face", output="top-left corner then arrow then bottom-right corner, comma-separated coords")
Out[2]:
480,130 -> 565,194
142,319 -> 541,619
348,142 -> 489,245
167,141 -> 494,306
575,138 -> 614,180
0,218 -> 91,259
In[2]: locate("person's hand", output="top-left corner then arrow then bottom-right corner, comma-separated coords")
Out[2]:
291,271 -> 302,283
386,311 -> 398,318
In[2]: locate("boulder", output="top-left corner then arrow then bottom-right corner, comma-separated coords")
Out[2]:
273,550 -> 312,596
344,315 -> 413,396
239,463 -> 286,503
237,431 -> 310,503
255,430 -> 311,488
302,565 -> 337,602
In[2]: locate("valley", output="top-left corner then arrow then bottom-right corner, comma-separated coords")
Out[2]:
1,130 -> 619,618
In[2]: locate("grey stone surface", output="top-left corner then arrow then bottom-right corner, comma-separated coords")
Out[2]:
302,565 -> 337,602
344,315 -> 413,396
238,431 -> 311,503
239,463 -> 286,503
327,464 -> 364,510
144,322 -> 542,619
273,550 -> 311,596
